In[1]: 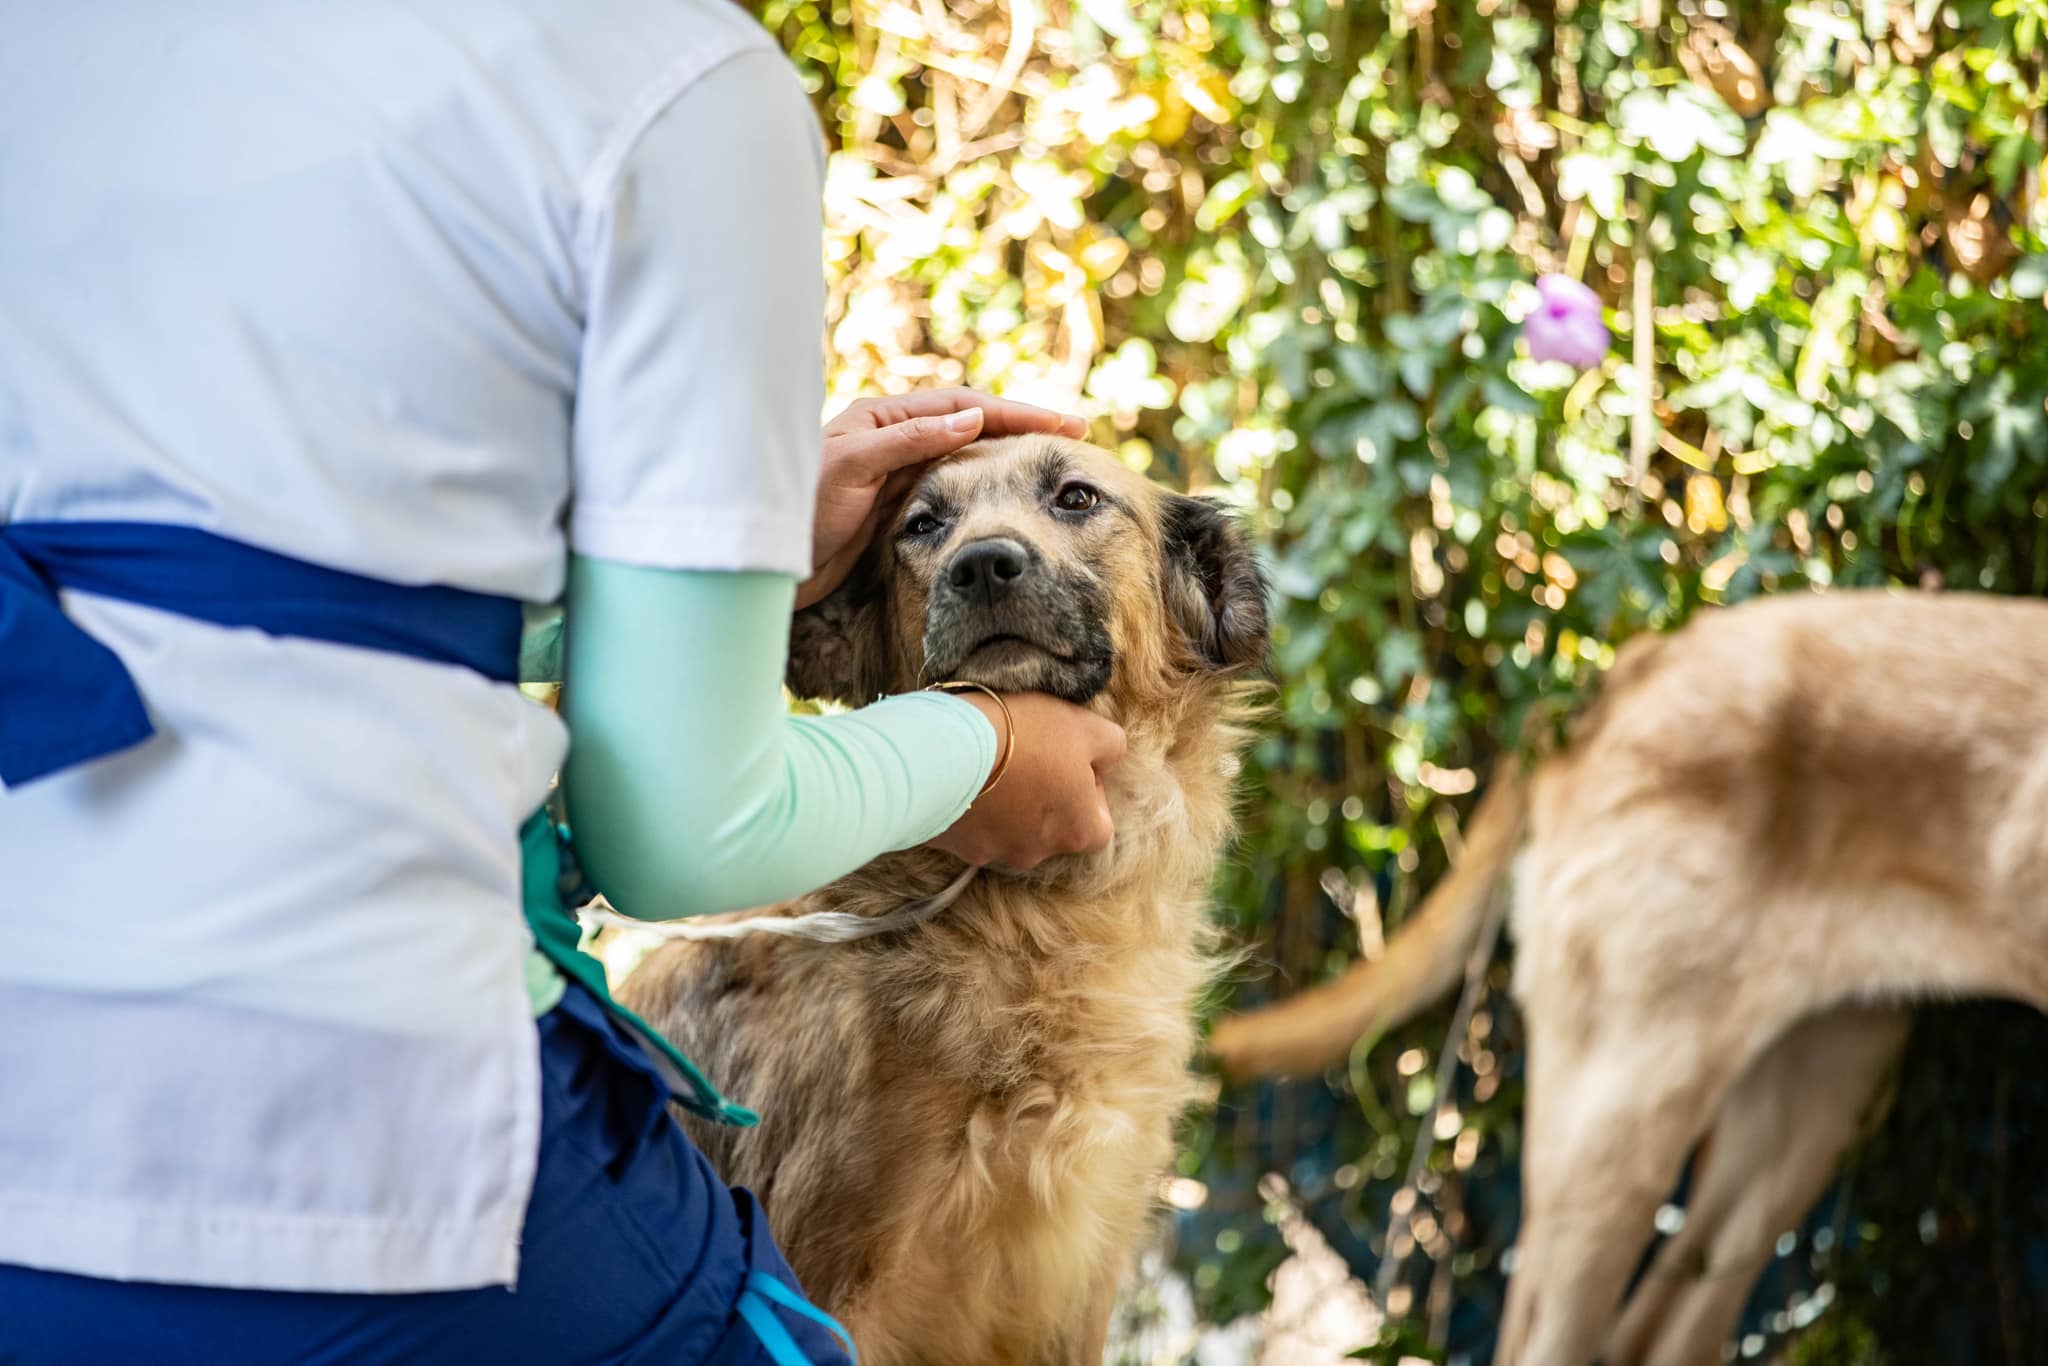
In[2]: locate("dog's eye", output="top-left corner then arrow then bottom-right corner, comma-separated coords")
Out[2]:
1054,483 -> 1099,513
902,511 -> 943,537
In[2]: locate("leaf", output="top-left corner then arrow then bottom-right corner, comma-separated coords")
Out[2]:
1795,276 -> 1860,403
1335,345 -> 1391,398
1685,474 -> 1729,533
1559,150 -> 1627,220
1481,374 -> 1541,417
1166,249 -> 1251,343
1195,172 -> 1258,232
1617,86 -> 1746,162
1385,182 -> 1441,224
1312,398 -> 1422,462
1399,350 -> 1437,400
1076,0 -> 1148,45
1964,372 -> 2047,496
1435,165 -> 1492,213
1375,630 -> 1425,690
1560,526 -> 1670,629
1754,109 -> 1855,197
1274,615 -> 1329,674
1269,549 -> 1324,601
1989,133 -> 2041,197
2012,255 -> 2048,299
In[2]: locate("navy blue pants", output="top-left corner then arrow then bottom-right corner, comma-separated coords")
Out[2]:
0,984 -> 852,1366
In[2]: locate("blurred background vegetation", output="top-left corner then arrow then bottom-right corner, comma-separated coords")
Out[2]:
755,0 -> 2048,1358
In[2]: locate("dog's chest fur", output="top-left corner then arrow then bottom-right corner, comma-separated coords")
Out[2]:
619,704 -> 1245,1364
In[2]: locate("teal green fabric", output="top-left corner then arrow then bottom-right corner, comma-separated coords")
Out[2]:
519,810 -> 758,1127
520,601 -> 567,686
523,941 -> 566,1016
557,561 -> 995,923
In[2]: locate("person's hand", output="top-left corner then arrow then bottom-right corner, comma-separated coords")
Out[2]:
799,390 -> 1087,610
927,691 -> 1127,870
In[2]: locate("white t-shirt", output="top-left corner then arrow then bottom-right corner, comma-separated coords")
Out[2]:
0,0 -> 824,1292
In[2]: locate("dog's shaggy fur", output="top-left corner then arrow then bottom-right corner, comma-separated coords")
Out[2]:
1211,590 -> 2048,1365
618,436 -> 1268,1364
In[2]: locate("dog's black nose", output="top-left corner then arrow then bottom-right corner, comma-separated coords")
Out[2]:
946,538 -> 1029,607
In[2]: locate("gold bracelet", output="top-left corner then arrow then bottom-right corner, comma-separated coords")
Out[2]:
927,680 -> 1014,799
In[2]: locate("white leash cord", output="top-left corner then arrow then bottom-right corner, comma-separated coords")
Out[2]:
579,865 -> 980,945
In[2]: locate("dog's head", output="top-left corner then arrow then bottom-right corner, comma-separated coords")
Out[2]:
789,435 -> 1267,717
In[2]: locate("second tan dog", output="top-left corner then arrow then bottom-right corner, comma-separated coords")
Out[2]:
1211,590 -> 2048,1365
619,435 -> 1267,1364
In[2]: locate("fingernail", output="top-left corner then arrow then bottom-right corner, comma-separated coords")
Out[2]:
946,408 -> 983,433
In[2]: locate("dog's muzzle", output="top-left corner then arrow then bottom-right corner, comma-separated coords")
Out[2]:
923,537 -> 1113,703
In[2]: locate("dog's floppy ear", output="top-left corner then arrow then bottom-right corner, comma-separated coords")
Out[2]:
1162,493 -> 1269,672
787,562 -> 892,704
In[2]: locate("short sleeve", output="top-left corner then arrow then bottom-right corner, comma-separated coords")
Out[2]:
569,46 -> 826,576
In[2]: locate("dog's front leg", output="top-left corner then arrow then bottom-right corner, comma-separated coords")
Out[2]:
1041,1275 -> 1118,1366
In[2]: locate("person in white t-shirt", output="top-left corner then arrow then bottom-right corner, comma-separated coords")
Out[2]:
0,3 -> 1123,1361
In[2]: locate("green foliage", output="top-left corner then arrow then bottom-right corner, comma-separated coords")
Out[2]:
1787,1312 -> 1885,1366
766,0 -> 2048,1354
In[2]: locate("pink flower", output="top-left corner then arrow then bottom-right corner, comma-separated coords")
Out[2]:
1524,274 -> 1610,369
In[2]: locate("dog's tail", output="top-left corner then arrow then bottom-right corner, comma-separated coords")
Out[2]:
1208,758 -> 1530,1080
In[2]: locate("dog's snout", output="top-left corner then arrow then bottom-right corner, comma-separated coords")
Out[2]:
946,538 -> 1030,607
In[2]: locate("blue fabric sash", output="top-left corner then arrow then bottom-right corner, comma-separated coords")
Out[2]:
0,517 -> 760,1129
0,520 -> 522,787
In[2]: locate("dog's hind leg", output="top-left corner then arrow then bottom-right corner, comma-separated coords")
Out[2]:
1494,1006 -> 1746,1366
1601,1002 -> 1908,1366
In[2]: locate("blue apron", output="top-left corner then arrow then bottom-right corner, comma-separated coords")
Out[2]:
0,520 -> 854,1366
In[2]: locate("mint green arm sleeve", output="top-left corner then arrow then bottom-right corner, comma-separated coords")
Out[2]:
559,558 -> 997,921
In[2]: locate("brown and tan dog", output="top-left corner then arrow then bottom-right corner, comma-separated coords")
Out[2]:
1211,590 -> 2048,1365
618,434 -> 1268,1364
